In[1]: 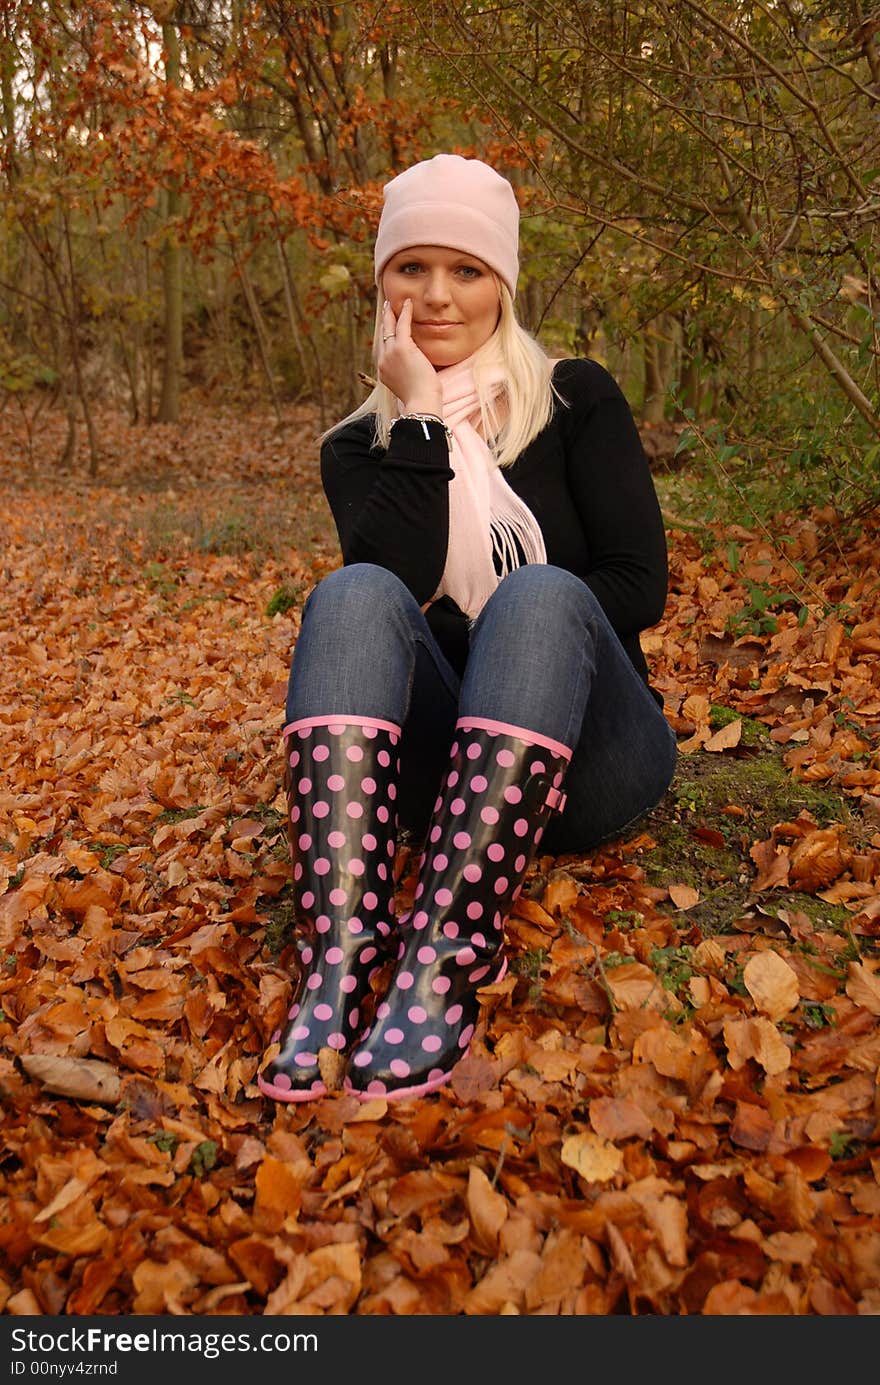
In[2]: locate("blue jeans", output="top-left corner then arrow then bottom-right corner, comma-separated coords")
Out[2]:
285,563 -> 677,853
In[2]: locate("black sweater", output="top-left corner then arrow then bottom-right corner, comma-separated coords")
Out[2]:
320,357 -> 668,689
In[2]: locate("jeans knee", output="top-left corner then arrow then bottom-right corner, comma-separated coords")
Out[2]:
303,563 -> 415,626
477,564 -> 598,637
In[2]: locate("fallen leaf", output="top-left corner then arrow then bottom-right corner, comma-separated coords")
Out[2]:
743,951 -> 800,1021
19,1055 -> 121,1104
560,1131 -> 623,1182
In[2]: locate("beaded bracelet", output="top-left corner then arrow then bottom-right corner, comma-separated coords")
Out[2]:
390,412 -> 453,444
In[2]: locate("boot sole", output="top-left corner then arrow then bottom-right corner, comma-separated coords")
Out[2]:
257,1074 -> 328,1103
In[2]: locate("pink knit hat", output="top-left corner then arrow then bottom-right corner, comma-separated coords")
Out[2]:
374,154 -> 520,298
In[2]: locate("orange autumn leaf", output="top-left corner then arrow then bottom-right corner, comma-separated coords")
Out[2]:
723,1017 -> 792,1074
743,951 -> 801,1021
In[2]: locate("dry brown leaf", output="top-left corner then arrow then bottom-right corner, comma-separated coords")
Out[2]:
789,828 -> 853,891
723,1017 -> 792,1074
560,1131 -> 623,1183
743,950 -> 800,1021
668,882 -> 700,910
589,1096 -> 653,1141
704,718 -> 742,752
19,1055 -> 121,1105
466,1166 -> 508,1254
845,962 -> 880,1015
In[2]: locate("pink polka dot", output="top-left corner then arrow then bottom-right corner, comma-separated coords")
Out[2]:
434,797 -> 443,814
329,887 -> 347,906
362,832 -> 377,851
458,1024 -> 475,1048
466,901 -> 484,920
396,971 -> 414,989
329,723 -> 345,735
388,784 -> 397,801
353,1051 -> 372,1067
347,918 -> 363,935
430,825 -> 443,843
553,769 -> 565,787
312,744 -> 329,762
377,920 -> 391,937
389,733 -> 399,746
288,750 -> 300,767
306,974 -> 322,990
385,1028 -> 404,1044
294,1052 -> 316,1066
361,776 -> 377,794
299,833 -> 312,851
472,932 -> 487,948
348,1007 -> 359,1027
326,946 -> 344,965
463,863 -> 482,883
347,802 -> 364,819
296,728 -> 310,740
514,854 -> 527,872
360,945 -> 377,964
377,863 -> 388,880
435,887 -> 453,907
469,965 -> 491,982
451,797 -> 466,815
315,915 -> 331,933
313,801 -> 329,818
433,853 -> 449,871
494,876 -> 509,895
496,748 -> 515,767
328,830 -> 345,848
422,1034 -> 442,1052
456,946 -> 476,966
298,777 -> 312,793
480,806 -> 499,825
363,725 -> 378,739
313,1004 -> 332,1022
414,882 -> 424,898
340,975 -> 358,993
363,892 -> 378,910
504,784 -> 523,804
447,770 -> 459,788
487,842 -> 505,862
432,976 -> 451,994
378,750 -> 391,767
346,744 -> 364,762
453,831 -> 471,850
442,921 -> 459,939
288,1003 -> 300,1019
291,1024 -> 310,1040
389,1058 -> 410,1077
327,1032 -> 346,1049
445,1004 -> 463,1024
408,1005 -> 427,1023
376,1001 -> 390,1020
300,946 -> 313,964
293,863 -> 303,881
467,743 -> 482,760
271,1072 -> 292,1091
514,818 -> 529,837
348,858 -> 365,876
530,759 -> 546,774
417,945 -> 437,964
387,839 -> 395,856
377,806 -> 390,824
471,774 -> 488,792
413,911 -> 429,930
289,806 -> 300,824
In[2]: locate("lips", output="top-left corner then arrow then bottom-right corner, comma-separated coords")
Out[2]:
416,320 -> 461,327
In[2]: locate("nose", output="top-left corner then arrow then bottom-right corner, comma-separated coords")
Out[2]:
423,269 -> 452,306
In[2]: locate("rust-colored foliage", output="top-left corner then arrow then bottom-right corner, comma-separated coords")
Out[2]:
1,405 -> 878,1317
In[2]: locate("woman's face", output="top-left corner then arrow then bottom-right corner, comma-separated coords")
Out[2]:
382,246 -> 501,367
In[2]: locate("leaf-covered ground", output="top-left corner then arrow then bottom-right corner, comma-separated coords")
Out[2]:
1,403 -> 878,1316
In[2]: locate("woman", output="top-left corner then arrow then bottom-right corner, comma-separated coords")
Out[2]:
258,154 -> 676,1104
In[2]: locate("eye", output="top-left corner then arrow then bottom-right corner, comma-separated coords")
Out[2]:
397,261 -> 422,275
457,265 -> 482,280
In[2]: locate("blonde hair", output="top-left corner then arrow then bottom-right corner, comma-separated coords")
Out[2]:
322,281 -> 559,469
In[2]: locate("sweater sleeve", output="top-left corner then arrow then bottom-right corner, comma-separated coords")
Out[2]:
557,359 -> 669,636
320,416 -> 455,606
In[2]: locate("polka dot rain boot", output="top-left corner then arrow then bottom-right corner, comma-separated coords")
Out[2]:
344,716 -> 571,1101
258,715 -> 401,1102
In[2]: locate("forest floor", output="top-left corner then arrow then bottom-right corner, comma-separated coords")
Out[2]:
1,399 -> 879,1316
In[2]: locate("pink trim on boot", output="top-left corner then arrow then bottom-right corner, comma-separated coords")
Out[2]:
283,714 -> 402,738
455,716 -> 573,763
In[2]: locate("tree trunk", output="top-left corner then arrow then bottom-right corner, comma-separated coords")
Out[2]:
157,21 -> 183,423
642,322 -> 666,425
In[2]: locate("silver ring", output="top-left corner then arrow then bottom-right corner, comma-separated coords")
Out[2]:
382,333 -> 396,341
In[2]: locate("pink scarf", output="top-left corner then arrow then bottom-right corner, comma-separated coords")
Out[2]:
417,354 -> 547,621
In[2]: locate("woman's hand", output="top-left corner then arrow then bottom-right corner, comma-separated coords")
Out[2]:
378,298 -> 443,415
